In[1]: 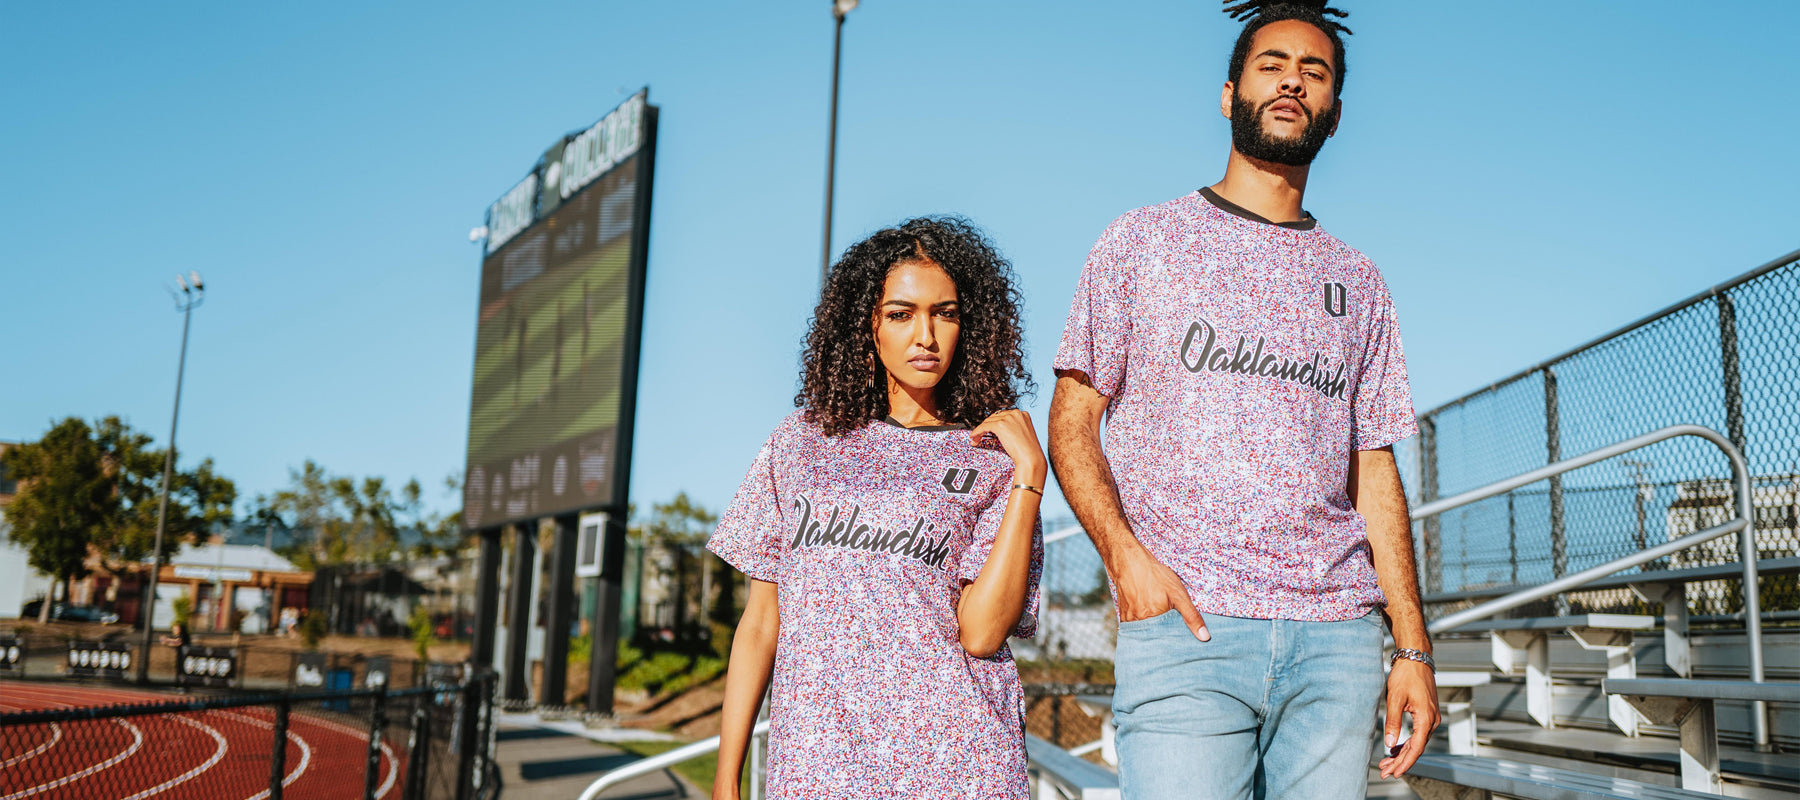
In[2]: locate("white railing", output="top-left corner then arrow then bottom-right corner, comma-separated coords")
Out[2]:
1413,424 -> 1769,748
574,720 -> 766,800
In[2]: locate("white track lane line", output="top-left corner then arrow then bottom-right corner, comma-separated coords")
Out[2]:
0,717 -> 145,800
0,722 -> 61,769
224,709 -> 313,800
270,712 -> 398,799
118,714 -> 228,800
375,737 -> 398,799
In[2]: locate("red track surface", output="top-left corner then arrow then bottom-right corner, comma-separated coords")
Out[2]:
0,680 -> 401,800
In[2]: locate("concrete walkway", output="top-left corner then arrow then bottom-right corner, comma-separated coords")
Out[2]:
493,714 -> 698,800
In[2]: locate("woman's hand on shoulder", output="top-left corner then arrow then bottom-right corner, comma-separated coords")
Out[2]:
971,409 -> 1047,486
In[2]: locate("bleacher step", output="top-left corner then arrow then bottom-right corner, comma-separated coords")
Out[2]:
1407,754 -> 1724,800
1477,720 -> 1800,794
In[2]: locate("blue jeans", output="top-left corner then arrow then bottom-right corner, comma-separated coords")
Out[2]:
1112,610 -> 1385,800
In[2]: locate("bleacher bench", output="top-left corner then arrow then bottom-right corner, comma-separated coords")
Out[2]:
1405,754 -> 1723,800
1435,671 -> 1491,755
1605,678 -> 1800,794
1448,614 -> 1656,735
1427,557 -> 1800,682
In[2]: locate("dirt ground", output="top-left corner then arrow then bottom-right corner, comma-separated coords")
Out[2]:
617,675 -> 727,738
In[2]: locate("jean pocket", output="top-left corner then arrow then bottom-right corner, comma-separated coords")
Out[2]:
1117,609 -> 1179,631
1359,609 -> 1386,631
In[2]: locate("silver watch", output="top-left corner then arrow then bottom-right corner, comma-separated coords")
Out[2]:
1390,647 -> 1435,672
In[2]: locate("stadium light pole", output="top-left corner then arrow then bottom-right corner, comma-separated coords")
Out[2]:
820,0 -> 859,289
138,272 -> 204,683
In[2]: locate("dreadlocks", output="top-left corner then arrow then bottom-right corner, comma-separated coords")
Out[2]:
1222,1 -> 1353,97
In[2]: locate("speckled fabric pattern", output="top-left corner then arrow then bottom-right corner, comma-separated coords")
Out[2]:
708,411 -> 1043,799
1055,191 -> 1417,621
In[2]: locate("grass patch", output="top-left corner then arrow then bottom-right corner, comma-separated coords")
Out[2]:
609,739 -> 750,796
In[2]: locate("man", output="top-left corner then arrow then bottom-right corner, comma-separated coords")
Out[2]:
1048,2 -> 1437,797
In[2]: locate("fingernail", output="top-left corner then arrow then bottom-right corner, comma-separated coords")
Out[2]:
1195,626 -> 1210,642
1385,734 -> 1396,749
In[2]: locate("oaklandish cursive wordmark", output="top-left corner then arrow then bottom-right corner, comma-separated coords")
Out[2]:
1177,318 -> 1349,400
788,495 -> 954,570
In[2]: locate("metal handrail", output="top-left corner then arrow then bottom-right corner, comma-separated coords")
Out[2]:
574,720 -> 767,800
1412,424 -> 1767,748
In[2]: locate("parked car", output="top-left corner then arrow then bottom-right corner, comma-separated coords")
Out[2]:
55,605 -> 120,624
28,603 -> 121,624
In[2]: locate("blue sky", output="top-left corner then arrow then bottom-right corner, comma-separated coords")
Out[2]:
5,1 -> 1799,522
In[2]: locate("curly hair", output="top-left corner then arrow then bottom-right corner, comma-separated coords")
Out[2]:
797,216 -> 1032,437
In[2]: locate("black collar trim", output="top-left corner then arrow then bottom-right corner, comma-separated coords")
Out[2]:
1199,186 -> 1318,231
881,415 -> 967,432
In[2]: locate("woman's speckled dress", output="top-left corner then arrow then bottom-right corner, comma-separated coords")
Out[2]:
708,411 -> 1043,799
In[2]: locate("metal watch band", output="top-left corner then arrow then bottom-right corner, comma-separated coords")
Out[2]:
1390,647 -> 1436,672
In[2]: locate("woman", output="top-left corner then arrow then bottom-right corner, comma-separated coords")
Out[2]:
709,217 -> 1044,799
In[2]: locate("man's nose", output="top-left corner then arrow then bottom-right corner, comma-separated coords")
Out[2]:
1279,67 -> 1305,96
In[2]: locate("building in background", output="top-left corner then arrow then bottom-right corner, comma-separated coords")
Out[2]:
0,441 -> 56,619
147,542 -> 313,634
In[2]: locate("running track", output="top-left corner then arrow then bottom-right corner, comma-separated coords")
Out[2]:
0,681 -> 401,800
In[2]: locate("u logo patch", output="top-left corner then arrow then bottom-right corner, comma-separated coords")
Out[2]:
1322,282 -> 1348,317
942,468 -> 979,494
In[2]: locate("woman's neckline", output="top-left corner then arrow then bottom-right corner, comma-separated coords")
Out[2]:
881,415 -> 967,432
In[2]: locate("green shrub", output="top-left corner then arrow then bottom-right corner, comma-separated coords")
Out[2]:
298,610 -> 328,651
171,595 -> 193,629
660,656 -> 725,695
615,641 -> 643,670
408,606 -> 434,661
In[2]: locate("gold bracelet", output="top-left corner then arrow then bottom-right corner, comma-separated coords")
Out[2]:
1011,483 -> 1043,496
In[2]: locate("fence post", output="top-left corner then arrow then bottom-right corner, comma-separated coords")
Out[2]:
1719,291 -> 1772,751
1545,367 -> 1569,615
364,686 -> 389,800
456,669 -> 495,800
456,674 -> 475,800
1419,415 -> 1442,594
270,697 -> 291,800
1716,293 -> 1747,456
476,671 -> 496,797
1507,493 -> 1518,586
405,703 -> 431,800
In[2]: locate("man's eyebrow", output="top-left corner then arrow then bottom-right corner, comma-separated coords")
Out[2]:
1255,48 -> 1336,76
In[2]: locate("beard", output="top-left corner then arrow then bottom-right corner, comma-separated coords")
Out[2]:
1230,90 -> 1335,166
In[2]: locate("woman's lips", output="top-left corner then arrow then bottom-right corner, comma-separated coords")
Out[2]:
908,355 -> 941,370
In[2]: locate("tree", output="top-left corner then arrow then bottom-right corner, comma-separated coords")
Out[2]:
631,492 -> 720,636
2,419 -> 110,622
0,416 -> 234,622
257,461 -> 463,568
410,473 -> 467,557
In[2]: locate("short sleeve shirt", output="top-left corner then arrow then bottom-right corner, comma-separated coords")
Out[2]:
707,411 -> 1044,799
1054,191 -> 1417,621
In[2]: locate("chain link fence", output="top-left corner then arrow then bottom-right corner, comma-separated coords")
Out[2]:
1395,249 -> 1800,619
1012,250 -> 1800,751
0,672 -> 497,800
